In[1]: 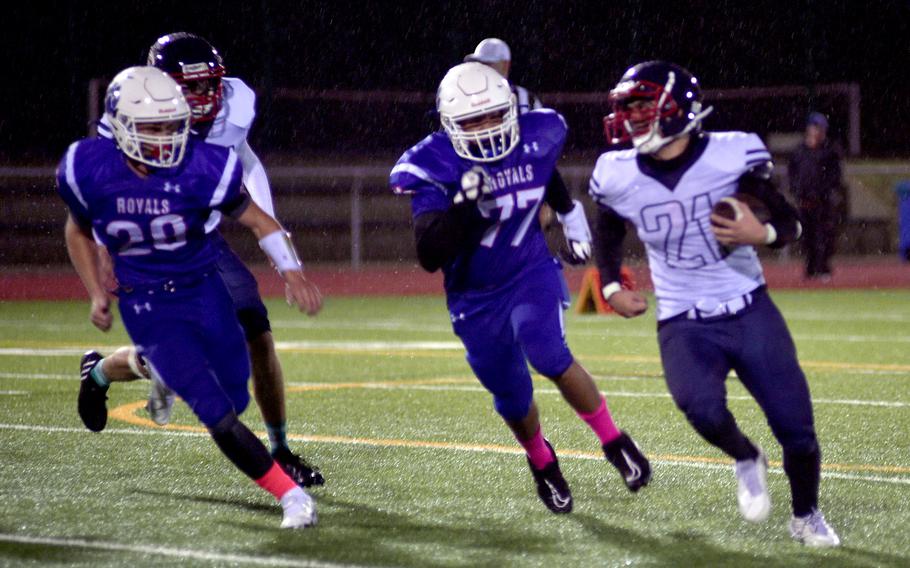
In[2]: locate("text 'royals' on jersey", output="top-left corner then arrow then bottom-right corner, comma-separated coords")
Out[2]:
390,109 -> 567,302
56,136 -> 247,288
589,132 -> 772,321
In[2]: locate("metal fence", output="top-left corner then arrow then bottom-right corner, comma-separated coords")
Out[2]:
3,160 -> 907,268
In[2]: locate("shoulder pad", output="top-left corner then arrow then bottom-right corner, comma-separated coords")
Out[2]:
525,108 -> 568,131
744,160 -> 774,180
389,134 -> 454,195
589,149 -> 637,201
222,77 -> 256,129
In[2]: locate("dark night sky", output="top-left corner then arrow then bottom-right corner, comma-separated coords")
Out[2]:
2,0 -> 908,162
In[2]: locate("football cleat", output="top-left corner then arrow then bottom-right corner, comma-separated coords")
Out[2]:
272,446 -> 325,488
279,487 -> 317,529
145,375 -> 176,426
78,351 -> 108,432
789,509 -> 840,547
735,448 -> 771,523
527,440 -> 573,514
603,431 -> 652,492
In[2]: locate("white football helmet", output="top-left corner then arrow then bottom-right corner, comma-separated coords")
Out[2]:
104,66 -> 191,168
437,62 -> 519,162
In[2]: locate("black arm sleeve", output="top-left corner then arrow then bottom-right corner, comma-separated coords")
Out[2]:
413,204 -> 493,273
594,206 -> 627,283
737,163 -> 802,249
543,169 -> 574,214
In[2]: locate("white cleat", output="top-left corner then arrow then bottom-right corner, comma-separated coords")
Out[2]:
145,375 -> 176,426
735,449 -> 771,523
280,487 -> 317,529
790,509 -> 840,547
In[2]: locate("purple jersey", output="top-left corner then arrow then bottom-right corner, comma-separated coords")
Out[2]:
56,136 -> 246,288
390,109 -> 567,304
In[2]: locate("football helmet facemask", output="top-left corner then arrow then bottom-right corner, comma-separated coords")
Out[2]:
104,66 -> 191,168
148,32 -> 226,123
604,60 -> 713,154
437,62 -> 519,163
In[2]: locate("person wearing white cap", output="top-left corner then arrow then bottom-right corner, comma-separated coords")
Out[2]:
465,38 -> 542,115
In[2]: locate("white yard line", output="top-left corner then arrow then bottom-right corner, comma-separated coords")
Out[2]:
0,533 -> 369,568
1,422 -> 908,486
2,369 -> 908,408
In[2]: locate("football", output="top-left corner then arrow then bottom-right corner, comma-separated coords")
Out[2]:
711,193 -> 771,226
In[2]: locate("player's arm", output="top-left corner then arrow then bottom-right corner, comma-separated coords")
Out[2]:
236,140 -> 275,217
414,202 -> 491,273
64,215 -> 112,331
714,163 -> 802,249
411,167 -> 498,272
545,170 -> 592,264
544,169 -> 573,214
233,200 -> 322,316
594,206 -> 647,318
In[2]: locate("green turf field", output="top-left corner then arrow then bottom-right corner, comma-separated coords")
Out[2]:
1,290 -> 909,567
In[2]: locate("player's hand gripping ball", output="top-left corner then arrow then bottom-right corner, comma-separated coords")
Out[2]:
710,193 -> 770,226
454,166 -> 494,205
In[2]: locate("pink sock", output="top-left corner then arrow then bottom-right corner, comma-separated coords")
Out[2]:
518,426 -> 555,470
255,461 -> 297,501
578,396 -> 621,445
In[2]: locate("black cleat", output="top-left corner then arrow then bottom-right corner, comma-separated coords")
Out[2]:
273,447 -> 325,487
78,350 -> 108,432
527,440 -> 573,514
603,431 -> 652,492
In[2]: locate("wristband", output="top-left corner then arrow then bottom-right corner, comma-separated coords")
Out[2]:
763,223 -> 777,245
259,230 -> 303,273
601,281 -> 622,301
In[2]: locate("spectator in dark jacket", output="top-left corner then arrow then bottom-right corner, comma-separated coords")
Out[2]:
788,112 -> 846,280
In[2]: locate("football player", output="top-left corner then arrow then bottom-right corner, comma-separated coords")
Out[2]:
390,62 -> 651,514
589,60 -> 839,547
59,67 -> 319,528
85,32 -> 324,488
463,38 -> 542,115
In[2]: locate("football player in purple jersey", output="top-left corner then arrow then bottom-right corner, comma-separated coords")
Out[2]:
59,66 -> 320,528
390,62 -> 651,514
590,60 -> 839,546
84,32 -> 324,488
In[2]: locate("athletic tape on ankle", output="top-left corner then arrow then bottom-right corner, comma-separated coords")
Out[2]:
259,231 -> 303,273
127,349 -> 150,379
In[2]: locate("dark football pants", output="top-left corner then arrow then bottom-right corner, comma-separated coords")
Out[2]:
657,287 -> 821,514
209,231 -> 272,340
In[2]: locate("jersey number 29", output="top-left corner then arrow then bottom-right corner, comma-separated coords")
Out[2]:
105,214 -> 188,256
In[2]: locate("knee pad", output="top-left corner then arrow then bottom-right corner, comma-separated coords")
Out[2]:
493,391 -> 533,423
524,343 -> 573,379
236,306 -> 271,341
684,402 -> 734,439
466,352 -> 533,422
208,412 -> 272,479
781,432 -> 819,457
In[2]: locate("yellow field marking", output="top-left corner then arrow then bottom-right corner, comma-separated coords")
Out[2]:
287,376 -> 476,392
108,379 -> 910,476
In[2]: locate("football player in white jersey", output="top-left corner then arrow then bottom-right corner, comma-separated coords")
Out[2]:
85,32 -> 324,488
588,61 -> 839,547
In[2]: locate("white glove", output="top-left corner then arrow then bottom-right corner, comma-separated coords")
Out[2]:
454,166 -> 493,205
556,200 -> 592,265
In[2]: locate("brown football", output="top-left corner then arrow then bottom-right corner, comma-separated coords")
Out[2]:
711,193 -> 771,226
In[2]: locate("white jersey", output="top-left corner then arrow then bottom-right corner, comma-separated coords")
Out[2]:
589,132 -> 772,321
98,76 -> 275,225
